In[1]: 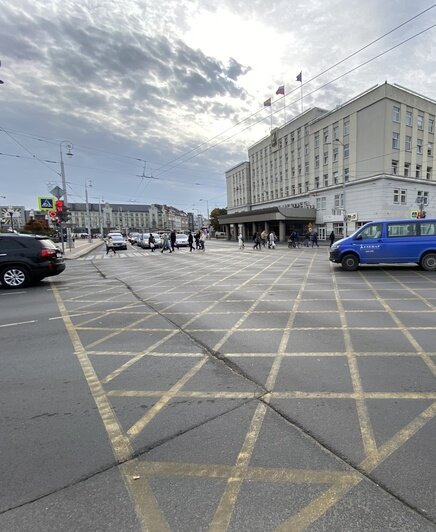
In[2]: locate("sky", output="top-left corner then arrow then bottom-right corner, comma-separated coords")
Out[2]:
1,0 -> 436,216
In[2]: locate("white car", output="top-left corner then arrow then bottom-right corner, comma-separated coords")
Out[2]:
176,233 -> 189,247
138,233 -> 162,249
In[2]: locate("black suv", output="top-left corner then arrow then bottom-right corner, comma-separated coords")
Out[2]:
0,234 -> 66,289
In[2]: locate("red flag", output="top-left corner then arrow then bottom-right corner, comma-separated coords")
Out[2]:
276,85 -> 285,95
264,98 -> 271,107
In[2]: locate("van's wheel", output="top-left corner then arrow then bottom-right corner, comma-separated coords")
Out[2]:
421,253 -> 436,271
1,266 -> 30,288
341,254 -> 359,271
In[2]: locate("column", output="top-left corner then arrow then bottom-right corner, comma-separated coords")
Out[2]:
279,220 -> 286,242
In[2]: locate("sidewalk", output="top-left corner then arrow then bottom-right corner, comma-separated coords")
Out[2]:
61,238 -> 103,259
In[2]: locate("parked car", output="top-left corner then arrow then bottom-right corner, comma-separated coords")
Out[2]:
176,233 -> 189,247
128,232 -> 140,244
330,218 -> 436,271
107,235 -> 127,250
138,233 -> 162,249
0,233 -> 66,289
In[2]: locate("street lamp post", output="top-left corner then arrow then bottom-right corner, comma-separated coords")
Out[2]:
60,141 -> 73,247
331,138 -> 347,237
8,207 -> 14,231
85,180 -> 92,243
199,199 -> 210,235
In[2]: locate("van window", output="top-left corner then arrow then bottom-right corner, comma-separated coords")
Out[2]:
420,222 -> 436,236
358,224 -> 382,239
387,223 -> 417,237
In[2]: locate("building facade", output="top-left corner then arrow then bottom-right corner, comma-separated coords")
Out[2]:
69,203 -> 190,235
220,83 -> 436,240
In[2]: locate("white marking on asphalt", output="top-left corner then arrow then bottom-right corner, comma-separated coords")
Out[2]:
0,291 -> 27,296
0,320 -> 37,328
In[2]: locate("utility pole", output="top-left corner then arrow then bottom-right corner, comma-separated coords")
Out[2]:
85,180 -> 92,243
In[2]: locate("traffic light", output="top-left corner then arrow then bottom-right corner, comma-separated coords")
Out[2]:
55,200 -> 64,213
60,206 -> 71,222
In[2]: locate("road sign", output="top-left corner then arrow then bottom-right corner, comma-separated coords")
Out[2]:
50,186 -> 64,199
38,197 -> 55,211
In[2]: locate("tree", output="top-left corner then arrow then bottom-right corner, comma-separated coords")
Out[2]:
22,219 -> 51,235
210,208 -> 227,231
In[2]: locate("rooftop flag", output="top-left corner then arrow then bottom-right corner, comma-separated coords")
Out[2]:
296,71 -> 302,82
264,98 -> 271,107
276,85 -> 285,95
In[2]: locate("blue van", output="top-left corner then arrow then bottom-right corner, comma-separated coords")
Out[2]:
329,218 -> 436,271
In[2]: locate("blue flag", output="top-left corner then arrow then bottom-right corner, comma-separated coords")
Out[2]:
296,71 -> 302,82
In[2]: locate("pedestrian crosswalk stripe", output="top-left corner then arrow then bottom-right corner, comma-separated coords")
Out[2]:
77,251 -> 147,260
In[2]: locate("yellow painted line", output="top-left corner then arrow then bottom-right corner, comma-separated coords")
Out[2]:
84,315 -> 158,350
88,350 -> 204,357
50,283 -> 169,531
332,270 -> 378,459
108,390 -> 261,399
209,402 -> 268,531
271,391 -> 436,399
127,357 -> 208,438
100,330 -> 180,384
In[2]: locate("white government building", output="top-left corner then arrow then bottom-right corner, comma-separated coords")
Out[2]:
220,82 -> 436,241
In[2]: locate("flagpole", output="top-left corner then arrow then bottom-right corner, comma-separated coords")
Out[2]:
300,81 -> 303,114
270,105 -> 273,131
283,93 -> 286,124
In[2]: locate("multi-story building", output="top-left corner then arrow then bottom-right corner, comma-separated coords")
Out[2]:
220,82 -> 436,240
69,202 -> 190,235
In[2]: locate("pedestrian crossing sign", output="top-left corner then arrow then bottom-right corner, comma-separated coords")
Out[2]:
38,197 -> 55,211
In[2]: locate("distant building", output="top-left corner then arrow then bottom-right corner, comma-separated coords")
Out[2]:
68,202 -> 190,234
220,82 -> 436,240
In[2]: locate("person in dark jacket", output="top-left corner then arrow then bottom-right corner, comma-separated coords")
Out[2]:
148,233 -> 156,252
170,229 -> 177,251
188,231 -> 194,252
329,230 -> 335,247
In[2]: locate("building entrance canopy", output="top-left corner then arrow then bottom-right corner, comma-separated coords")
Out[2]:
219,206 -> 316,225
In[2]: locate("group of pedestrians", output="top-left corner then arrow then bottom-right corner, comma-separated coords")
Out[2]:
160,229 -> 207,253
250,230 -> 278,250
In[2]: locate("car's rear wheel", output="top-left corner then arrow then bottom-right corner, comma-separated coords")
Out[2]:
421,253 -> 436,271
341,254 -> 359,271
1,266 -> 30,288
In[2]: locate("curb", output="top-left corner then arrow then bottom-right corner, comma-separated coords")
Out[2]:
64,241 -> 103,260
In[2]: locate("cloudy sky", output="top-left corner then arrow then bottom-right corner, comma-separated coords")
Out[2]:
1,0 -> 435,215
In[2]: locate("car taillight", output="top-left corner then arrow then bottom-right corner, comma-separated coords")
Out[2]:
41,248 -> 57,259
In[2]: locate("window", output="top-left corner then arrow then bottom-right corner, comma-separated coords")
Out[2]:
426,167 -> 432,180
298,183 -> 302,193
343,117 -> 350,136
417,115 -> 424,130
400,190 -> 407,204
344,143 -> 349,158
416,165 -> 421,178
392,105 -> 400,122
417,139 -> 423,154
406,111 -> 413,126
417,191 -> 429,205
323,129 -> 329,143
421,223 -> 436,236
333,147 -> 338,162
304,144 -> 309,155
333,171 -> 339,184
334,194 -> 343,208
429,117 -> 434,134
405,136 -> 412,151
323,174 -> 328,187
305,161 -> 309,174
314,132 -> 320,148
392,160 -> 398,175
387,223 -> 418,237
315,176 -> 320,188
316,197 -> 326,210
359,224 -> 383,239
305,180 -> 309,192
333,125 -> 339,140
404,162 -> 410,177
428,143 -> 433,157
344,168 -> 350,181
315,154 -> 320,168
392,132 -> 400,149
323,151 -> 328,164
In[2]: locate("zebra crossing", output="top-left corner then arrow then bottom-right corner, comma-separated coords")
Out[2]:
77,251 -> 149,260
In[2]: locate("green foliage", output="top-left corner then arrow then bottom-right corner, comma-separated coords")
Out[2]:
210,207 -> 227,231
22,219 -> 51,235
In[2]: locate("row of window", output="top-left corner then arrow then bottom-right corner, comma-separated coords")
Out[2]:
391,160 -> 432,179
392,105 -> 435,133
392,133 -> 433,154
393,189 -> 428,205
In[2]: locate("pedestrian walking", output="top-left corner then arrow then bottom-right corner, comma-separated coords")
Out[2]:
170,229 -> 177,251
310,230 -> 319,248
253,232 -> 261,250
199,230 -> 206,252
303,231 -> 310,247
161,233 -> 172,253
329,230 -> 335,248
148,233 -> 156,252
260,229 -> 268,247
268,231 -> 276,249
188,231 -> 194,252
194,231 -> 201,250
238,232 -> 245,249
105,236 -> 116,255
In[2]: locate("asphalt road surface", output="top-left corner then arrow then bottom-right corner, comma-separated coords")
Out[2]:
1,240 -> 435,531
